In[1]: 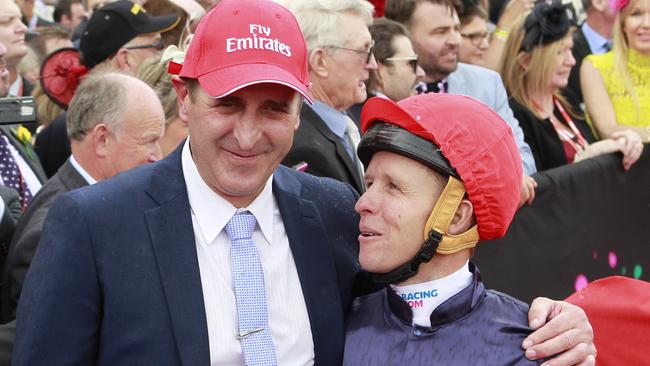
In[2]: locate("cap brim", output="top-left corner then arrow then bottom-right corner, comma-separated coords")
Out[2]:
361,97 -> 427,137
138,13 -> 181,36
197,63 -> 313,103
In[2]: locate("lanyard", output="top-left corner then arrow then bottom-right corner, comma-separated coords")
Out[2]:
533,97 -> 588,154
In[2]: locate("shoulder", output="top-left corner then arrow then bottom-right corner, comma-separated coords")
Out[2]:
275,165 -> 358,205
508,99 -> 536,120
482,289 -> 531,319
346,288 -> 388,327
454,62 -> 501,81
61,160 -> 162,214
585,51 -> 613,70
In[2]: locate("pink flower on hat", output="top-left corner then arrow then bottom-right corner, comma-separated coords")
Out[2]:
609,0 -> 630,12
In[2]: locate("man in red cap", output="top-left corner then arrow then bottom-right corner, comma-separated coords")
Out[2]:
14,0 -> 359,365
14,1 -> 593,365
344,93 -> 595,365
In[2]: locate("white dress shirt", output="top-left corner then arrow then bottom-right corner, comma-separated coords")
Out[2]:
69,155 -> 97,185
0,134 -> 41,196
181,140 -> 315,366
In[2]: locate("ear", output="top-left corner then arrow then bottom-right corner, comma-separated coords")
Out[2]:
113,48 -> 131,71
91,123 -> 111,158
172,76 -> 190,124
592,0 -> 607,12
308,48 -> 329,78
517,53 -> 531,71
447,198 -> 475,235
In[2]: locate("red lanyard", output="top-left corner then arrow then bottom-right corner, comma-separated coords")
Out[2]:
533,97 -> 587,154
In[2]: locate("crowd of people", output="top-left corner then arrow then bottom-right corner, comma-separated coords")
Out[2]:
0,0 -> 648,363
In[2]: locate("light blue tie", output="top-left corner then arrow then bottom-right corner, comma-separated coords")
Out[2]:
225,211 -> 278,366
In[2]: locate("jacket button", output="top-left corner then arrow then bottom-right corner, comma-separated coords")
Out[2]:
413,329 -> 422,337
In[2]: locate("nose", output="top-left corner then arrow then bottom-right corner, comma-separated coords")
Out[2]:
233,112 -> 262,150
567,51 -> 576,67
354,183 -> 378,215
449,30 -> 462,47
415,65 -> 425,79
479,35 -> 489,50
365,53 -> 378,70
16,19 -> 27,34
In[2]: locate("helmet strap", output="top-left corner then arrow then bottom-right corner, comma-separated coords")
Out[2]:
370,229 -> 442,285
425,176 -> 479,255
370,176 -> 479,285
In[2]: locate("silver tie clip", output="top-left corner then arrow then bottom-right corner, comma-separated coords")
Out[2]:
237,327 -> 264,340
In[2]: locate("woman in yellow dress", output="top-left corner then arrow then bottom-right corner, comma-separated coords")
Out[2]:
581,0 -> 650,141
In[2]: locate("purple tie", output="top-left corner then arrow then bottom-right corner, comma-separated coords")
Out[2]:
0,135 -> 32,209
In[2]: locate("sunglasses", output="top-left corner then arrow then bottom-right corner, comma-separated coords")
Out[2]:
125,40 -> 165,51
383,55 -> 419,73
326,40 -> 375,64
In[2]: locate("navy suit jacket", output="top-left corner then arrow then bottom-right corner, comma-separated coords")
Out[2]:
14,146 -> 363,365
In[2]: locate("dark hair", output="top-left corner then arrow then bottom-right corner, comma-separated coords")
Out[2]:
458,2 -> 487,25
522,2 -> 576,52
367,18 -> 412,91
385,0 -> 462,26
53,0 -> 84,23
370,18 -> 411,63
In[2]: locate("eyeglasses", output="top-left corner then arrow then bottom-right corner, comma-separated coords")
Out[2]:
460,31 -> 489,46
125,40 -> 165,51
326,40 -> 375,64
383,55 -> 419,73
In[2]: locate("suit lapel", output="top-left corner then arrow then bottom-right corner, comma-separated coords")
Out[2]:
272,167 -> 344,365
301,104 -> 364,192
144,147 -> 210,366
0,126 -> 46,182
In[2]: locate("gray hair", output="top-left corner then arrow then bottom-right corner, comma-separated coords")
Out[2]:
67,72 -> 129,141
287,0 -> 374,51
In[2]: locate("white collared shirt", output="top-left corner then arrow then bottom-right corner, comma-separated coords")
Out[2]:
181,140 -> 314,365
69,155 -> 97,185
0,134 -> 41,196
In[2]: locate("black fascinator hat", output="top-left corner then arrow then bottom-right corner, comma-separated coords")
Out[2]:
521,2 -> 576,52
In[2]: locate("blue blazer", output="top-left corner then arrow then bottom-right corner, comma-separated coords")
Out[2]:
14,146 -> 363,366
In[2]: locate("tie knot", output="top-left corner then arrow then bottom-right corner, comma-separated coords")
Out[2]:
225,211 -> 257,241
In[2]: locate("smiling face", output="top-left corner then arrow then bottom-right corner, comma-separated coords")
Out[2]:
548,35 -> 576,91
176,81 -> 301,207
355,151 -> 445,274
623,0 -> 650,55
408,2 -> 461,82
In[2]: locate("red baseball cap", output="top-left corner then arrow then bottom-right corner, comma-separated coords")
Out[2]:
178,0 -> 313,103
359,93 -> 522,240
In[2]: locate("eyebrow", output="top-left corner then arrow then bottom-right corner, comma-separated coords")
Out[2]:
216,96 -> 293,109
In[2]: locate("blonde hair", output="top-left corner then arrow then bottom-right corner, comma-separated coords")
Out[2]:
500,14 -> 578,119
137,56 -> 177,126
33,83 -> 65,128
611,0 -> 640,115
